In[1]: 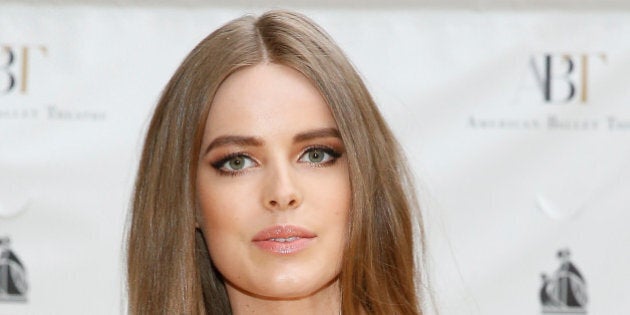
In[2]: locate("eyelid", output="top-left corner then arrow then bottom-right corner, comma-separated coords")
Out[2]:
210,152 -> 259,175
209,145 -> 342,176
297,145 -> 342,164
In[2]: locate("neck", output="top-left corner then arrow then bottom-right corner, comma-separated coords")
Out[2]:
227,280 -> 341,315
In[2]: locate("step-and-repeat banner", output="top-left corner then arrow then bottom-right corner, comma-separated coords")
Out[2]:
1,5 -> 628,315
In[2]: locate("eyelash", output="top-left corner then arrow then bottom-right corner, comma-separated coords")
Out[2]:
299,145 -> 342,167
209,145 -> 342,177
210,152 -> 256,177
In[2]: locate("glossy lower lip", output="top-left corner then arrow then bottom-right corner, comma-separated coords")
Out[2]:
253,238 -> 315,254
252,225 -> 316,255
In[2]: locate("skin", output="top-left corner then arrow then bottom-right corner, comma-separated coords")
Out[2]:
196,63 -> 351,314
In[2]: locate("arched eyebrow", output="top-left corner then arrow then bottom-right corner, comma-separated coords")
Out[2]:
204,127 -> 341,156
293,127 -> 341,143
204,136 -> 263,155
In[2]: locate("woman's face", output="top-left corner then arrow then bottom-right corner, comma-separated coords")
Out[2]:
196,63 -> 351,301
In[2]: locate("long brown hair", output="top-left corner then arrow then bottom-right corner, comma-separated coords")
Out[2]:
127,10 -> 425,314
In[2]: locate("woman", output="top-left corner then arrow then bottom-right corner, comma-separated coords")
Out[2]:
127,10 -> 426,314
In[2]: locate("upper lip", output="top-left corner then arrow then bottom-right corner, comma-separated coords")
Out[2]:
252,225 -> 317,241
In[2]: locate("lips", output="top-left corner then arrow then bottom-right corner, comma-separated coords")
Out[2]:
252,225 -> 316,254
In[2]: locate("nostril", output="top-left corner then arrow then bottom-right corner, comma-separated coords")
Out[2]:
288,200 -> 295,206
269,200 -> 277,207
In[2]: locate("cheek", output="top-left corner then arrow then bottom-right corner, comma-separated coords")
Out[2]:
321,167 -> 351,213
197,168 -> 256,223
308,168 -> 351,277
196,177 -> 254,261
330,167 -> 352,255
306,166 -> 352,237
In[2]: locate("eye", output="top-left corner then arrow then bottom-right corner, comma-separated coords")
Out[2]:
212,154 -> 257,174
298,147 -> 341,165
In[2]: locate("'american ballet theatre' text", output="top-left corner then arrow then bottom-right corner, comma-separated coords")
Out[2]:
0,105 -> 106,121
469,115 -> 630,131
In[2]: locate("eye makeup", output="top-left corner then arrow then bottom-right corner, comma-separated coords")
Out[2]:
298,145 -> 342,167
208,143 -> 343,177
210,152 -> 258,177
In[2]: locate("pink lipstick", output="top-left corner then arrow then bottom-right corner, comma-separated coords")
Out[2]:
252,225 -> 316,254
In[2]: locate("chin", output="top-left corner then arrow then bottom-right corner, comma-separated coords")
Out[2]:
241,272 -> 338,300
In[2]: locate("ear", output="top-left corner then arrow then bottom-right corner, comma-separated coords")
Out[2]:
193,196 -> 202,230
194,209 -> 202,230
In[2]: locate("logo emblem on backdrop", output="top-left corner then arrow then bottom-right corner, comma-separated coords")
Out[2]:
470,52 -> 630,132
0,236 -> 28,302
540,249 -> 587,314
0,45 -> 48,95
530,53 -> 607,104
0,44 -> 107,122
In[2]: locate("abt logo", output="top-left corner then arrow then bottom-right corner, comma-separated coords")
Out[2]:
0,45 -> 47,95
530,53 -> 607,104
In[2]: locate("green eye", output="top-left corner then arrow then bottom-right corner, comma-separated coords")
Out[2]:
214,155 -> 255,173
299,147 -> 340,165
228,156 -> 246,170
211,154 -> 256,175
307,149 -> 325,163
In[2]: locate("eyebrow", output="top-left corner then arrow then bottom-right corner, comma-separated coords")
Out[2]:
204,127 -> 341,155
293,127 -> 341,143
204,135 -> 263,155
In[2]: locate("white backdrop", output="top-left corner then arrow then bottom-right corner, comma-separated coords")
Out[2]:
1,4 -> 629,315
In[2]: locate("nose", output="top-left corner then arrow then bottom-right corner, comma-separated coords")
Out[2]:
262,162 -> 302,211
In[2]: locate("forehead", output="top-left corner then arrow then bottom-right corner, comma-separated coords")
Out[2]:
203,63 -> 337,140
